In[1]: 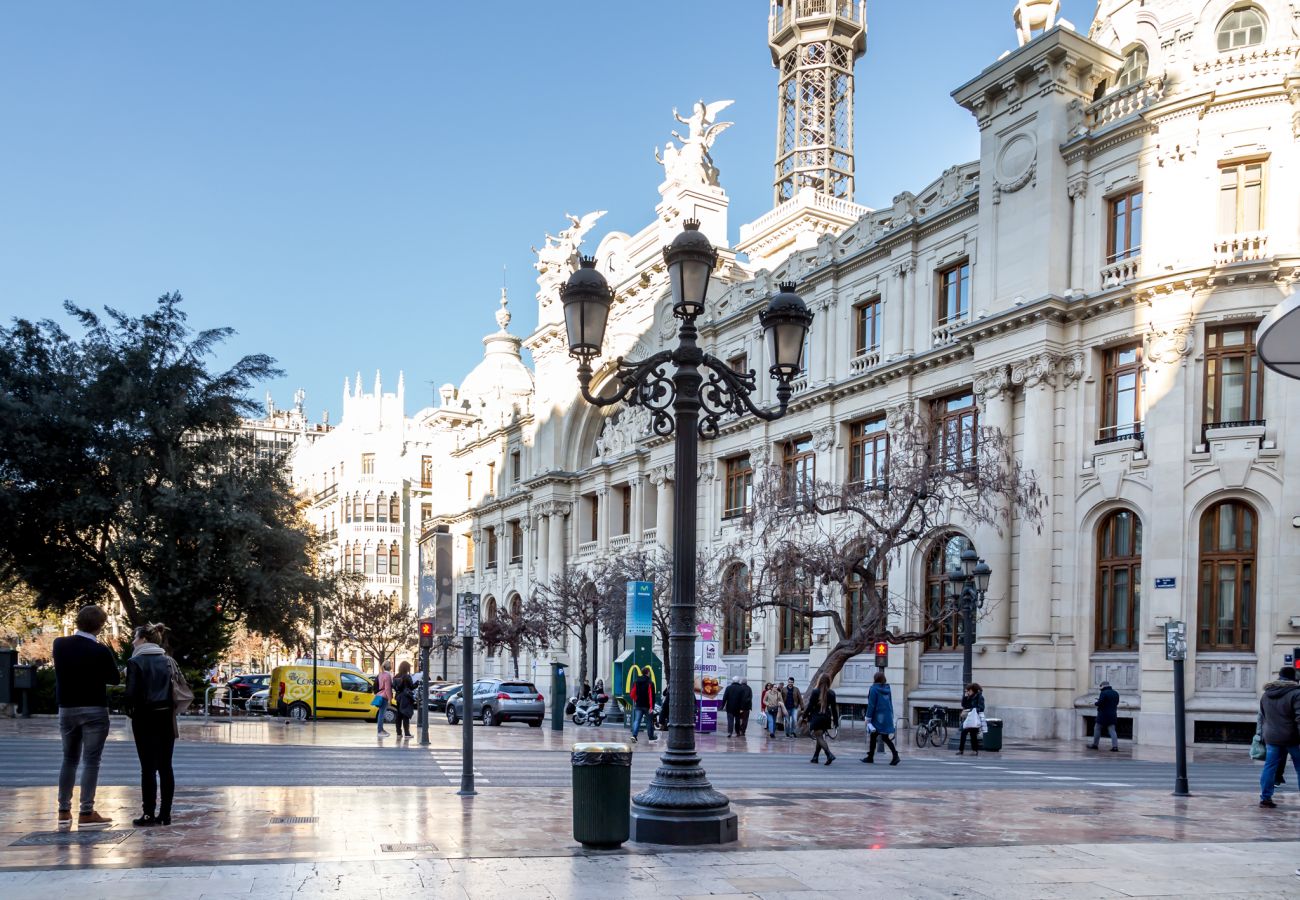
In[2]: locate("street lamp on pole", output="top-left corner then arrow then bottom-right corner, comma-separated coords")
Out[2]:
560,220 -> 812,846
946,548 -> 992,690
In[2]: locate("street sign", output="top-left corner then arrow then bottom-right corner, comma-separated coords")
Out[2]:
1165,620 -> 1187,661
1154,577 -> 1176,589
626,581 -> 653,637
457,593 -> 480,638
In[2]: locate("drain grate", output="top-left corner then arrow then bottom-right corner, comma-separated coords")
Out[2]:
1034,807 -> 1103,816
382,842 -> 439,852
268,816 -> 318,825
11,830 -> 133,847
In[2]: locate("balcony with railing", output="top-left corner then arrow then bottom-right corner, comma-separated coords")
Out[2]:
849,348 -> 881,374
610,534 -> 632,551
932,318 -> 967,348
577,540 -> 599,560
1192,42 -> 1300,91
769,0 -> 863,37
1097,422 -> 1144,446
1100,254 -> 1141,289
313,483 -> 338,504
1084,76 -> 1165,132
641,528 -> 658,546
1215,232 -> 1269,265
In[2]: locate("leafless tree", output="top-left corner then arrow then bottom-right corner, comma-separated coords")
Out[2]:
532,567 -> 607,688
324,577 -> 418,670
478,595 -> 548,678
717,407 -> 1046,698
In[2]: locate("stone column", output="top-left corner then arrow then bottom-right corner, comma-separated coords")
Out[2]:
1067,177 -> 1088,291
974,364 -> 1013,646
535,511 -> 550,587
1011,353 -> 1058,641
899,259 -> 917,355
629,475 -> 645,542
652,467 -> 673,549
596,486 -> 610,552
813,297 -> 831,383
548,505 -> 568,580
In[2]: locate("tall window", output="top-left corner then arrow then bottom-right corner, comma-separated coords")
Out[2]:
465,533 -> 475,569
726,352 -> 748,374
620,486 -> 632,535
1205,324 -> 1264,428
377,540 -> 389,575
344,495 -> 352,523
465,472 -> 473,501
722,565 -> 751,656
389,543 -> 400,577
844,565 -> 886,635
364,495 -> 376,522
487,462 -> 496,496
848,416 -> 888,487
1198,500 -> 1256,651
1101,344 -> 1144,441
342,542 -> 352,574
779,569 -> 812,654
781,435 -> 816,505
486,527 -> 498,569
511,450 -> 521,484
421,503 -> 431,526
364,543 -> 375,575
352,543 -> 363,574
1216,6 -> 1266,51
361,453 -> 375,475
933,391 -> 977,471
421,456 -> 432,489
1218,160 -> 1265,234
854,298 -> 882,356
937,261 -> 971,325
352,495 -> 362,521
1096,510 -> 1142,652
723,455 -> 754,519
376,493 -> 387,524
924,533 -> 973,651
389,495 -> 400,523
586,494 -> 599,542
1115,45 -> 1149,88
509,520 -> 523,564
1107,187 -> 1143,263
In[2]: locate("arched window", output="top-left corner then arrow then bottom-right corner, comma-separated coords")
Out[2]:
778,566 -> 812,654
510,595 -> 522,618
389,543 -> 400,577
1217,6 -> 1265,51
1096,510 -> 1142,651
352,494 -> 362,521
364,542 -> 375,575
722,564 -> 751,656
364,494 -> 375,523
485,597 -> 498,621
924,533 -> 974,651
389,495 -> 400,523
352,543 -> 363,574
1115,45 -> 1149,88
342,542 -> 352,574
1198,500 -> 1256,651
376,493 -> 387,524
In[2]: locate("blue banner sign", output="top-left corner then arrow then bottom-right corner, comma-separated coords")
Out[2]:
626,581 -> 653,637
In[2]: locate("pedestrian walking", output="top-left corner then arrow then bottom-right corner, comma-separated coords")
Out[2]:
52,604 -> 120,831
806,674 -> 838,765
1257,666 -> 1300,808
124,623 -> 178,827
393,661 -> 416,739
862,671 -> 900,766
737,677 -> 754,737
375,661 -> 393,736
720,676 -> 742,737
957,683 -> 986,755
1088,681 -> 1121,751
783,676 -> 803,739
629,672 -> 656,743
762,682 -> 783,739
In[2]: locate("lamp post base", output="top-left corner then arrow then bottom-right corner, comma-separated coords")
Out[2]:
629,801 -> 738,846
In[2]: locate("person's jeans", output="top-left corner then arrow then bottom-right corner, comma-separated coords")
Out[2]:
1260,743 -> 1300,800
725,711 -> 737,735
58,707 -> 111,814
131,708 -> 175,818
785,707 -> 798,737
1090,721 -> 1119,749
376,697 -> 389,732
765,710 -> 777,736
631,707 -> 655,740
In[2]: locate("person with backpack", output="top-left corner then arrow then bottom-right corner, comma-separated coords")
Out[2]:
1088,681 -> 1121,751
375,661 -> 393,736
629,672 -> 656,743
392,661 -> 416,739
124,623 -> 179,827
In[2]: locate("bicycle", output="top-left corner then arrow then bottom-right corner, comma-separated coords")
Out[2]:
914,704 -> 949,748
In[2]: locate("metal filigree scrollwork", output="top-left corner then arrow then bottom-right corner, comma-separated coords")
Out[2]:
577,350 -> 678,435
698,354 -> 790,439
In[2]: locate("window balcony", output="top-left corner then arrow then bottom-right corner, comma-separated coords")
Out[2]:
932,319 -> 966,348
849,348 -> 881,373
578,540 -> 599,559
1084,75 -> 1165,132
1100,254 -> 1141,288
1097,423 -> 1144,446
641,527 -> 658,546
609,534 -> 632,551
1215,232 -> 1269,265
313,483 -> 338,504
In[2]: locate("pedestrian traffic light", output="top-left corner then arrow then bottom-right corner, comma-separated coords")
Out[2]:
874,641 -> 888,668
419,619 -> 434,649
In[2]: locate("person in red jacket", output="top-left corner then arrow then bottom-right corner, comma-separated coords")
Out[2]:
630,673 -> 656,743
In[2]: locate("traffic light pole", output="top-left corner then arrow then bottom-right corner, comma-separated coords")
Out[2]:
459,631 -> 475,796
418,645 -> 431,746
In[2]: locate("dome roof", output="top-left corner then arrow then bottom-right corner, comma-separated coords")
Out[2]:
458,288 -> 534,407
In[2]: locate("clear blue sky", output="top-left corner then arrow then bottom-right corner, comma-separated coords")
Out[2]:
0,1 -> 1095,421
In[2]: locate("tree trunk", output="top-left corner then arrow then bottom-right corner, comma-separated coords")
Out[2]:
805,637 -> 869,699
576,630 -> 588,688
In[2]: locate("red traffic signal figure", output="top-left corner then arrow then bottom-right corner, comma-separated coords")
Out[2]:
874,641 -> 889,668
418,619 -> 434,649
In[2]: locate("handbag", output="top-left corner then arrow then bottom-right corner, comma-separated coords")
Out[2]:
370,695 -> 384,708
1250,734 -> 1266,761
167,657 -> 194,718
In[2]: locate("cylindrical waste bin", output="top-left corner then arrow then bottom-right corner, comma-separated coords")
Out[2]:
571,742 -> 632,848
982,718 -> 1003,752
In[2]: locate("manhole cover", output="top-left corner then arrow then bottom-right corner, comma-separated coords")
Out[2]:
268,816 -> 318,825
11,830 -> 133,847
381,842 -> 439,852
1035,807 -> 1104,816
730,798 -> 795,807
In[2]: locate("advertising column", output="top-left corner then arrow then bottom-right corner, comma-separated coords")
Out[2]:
694,623 -> 720,733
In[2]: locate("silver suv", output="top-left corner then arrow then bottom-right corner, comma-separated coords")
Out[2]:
446,679 -> 545,727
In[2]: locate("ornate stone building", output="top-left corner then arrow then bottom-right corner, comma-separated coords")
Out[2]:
415,0 -> 1300,746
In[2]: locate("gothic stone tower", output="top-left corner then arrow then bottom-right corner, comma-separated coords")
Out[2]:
769,0 -> 868,204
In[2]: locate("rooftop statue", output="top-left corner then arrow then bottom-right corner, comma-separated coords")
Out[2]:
655,99 -> 734,187
532,210 -> 607,285
1014,0 -> 1059,47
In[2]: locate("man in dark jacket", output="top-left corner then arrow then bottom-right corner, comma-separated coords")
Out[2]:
1259,666 -> 1300,808
736,678 -> 754,737
630,673 -> 656,743
52,605 -> 120,831
1088,681 -> 1121,751
720,677 -> 742,737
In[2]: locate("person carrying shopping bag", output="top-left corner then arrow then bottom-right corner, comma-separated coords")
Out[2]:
957,683 -> 986,756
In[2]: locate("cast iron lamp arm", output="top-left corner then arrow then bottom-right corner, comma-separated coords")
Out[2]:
576,350 -> 678,436
697,353 -> 791,437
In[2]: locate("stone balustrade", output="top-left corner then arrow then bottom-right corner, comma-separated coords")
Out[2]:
1215,232 -> 1269,265
1085,76 -> 1165,131
1100,254 -> 1141,289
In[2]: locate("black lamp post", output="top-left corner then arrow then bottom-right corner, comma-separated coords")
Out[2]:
561,219 -> 812,845
946,546 -> 992,690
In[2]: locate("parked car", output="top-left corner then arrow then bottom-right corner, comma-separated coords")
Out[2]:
268,663 -> 396,723
226,673 -> 270,708
446,679 -> 544,727
247,688 -> 270,714
428,683 -> 461,712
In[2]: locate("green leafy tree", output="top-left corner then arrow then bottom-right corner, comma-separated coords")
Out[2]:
0,293 -> 331,669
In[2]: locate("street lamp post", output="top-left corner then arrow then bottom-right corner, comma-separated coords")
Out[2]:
946,547 -> 992,690
560,220 -> 812,846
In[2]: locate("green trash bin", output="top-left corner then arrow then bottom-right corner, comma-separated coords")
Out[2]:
982,718 -> 1003,752
571,742 -> 632,848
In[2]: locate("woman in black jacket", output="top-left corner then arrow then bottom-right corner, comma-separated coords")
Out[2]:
958,683 -> 986,756
125,623 -> 176,826
392,661 -> 416,738
806,673 -> 839,766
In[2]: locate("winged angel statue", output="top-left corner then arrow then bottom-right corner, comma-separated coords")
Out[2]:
655,99 -> 734,187
532,210 -> 607,281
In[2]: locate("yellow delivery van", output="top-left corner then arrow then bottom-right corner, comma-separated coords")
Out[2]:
269,664 -> 389,722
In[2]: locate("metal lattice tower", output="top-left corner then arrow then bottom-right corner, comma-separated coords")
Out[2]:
768,1 -> 867,204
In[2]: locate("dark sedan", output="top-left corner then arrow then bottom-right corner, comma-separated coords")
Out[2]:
427,683 -> 461,712
226,673 -> 270,708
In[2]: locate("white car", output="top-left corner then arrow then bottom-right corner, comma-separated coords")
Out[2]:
247,688 -> 270,714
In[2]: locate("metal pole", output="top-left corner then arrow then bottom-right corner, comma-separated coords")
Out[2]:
1172,656 -> 1190,796
419,645 -> 431,745
961,586 -> 974,689
312,600 -> 319,722
441,638 -> 449,681
459,631 -> 475,796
